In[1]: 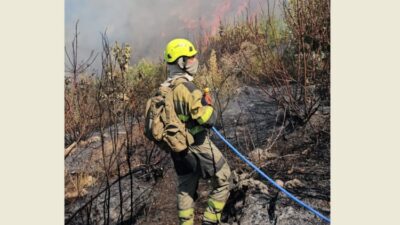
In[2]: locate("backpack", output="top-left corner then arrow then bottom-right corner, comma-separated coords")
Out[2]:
144,83 -> 194,152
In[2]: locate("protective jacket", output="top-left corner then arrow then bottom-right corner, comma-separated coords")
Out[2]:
164,77 -> 217,137
164,76 -> 231,225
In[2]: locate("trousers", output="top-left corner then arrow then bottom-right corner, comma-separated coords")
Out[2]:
171,131 -> 231,225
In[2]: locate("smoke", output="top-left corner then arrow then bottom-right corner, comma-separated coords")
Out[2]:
65,0 -> 280,69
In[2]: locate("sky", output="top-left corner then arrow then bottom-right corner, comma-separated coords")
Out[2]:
65,0 -> 281,71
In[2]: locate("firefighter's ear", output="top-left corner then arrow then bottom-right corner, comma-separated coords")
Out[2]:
177,57 -> 185,70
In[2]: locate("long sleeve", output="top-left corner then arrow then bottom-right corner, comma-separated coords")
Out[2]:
172,78 -> 218,128
189,90 -> 217,127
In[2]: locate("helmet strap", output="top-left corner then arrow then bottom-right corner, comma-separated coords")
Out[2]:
177,57 -> 186,70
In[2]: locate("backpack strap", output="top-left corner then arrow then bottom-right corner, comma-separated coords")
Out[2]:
170,76 -> 190,90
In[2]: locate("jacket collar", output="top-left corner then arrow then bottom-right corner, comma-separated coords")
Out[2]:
161,74 -> 193,87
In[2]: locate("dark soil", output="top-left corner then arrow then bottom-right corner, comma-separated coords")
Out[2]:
65,85 -> 330,225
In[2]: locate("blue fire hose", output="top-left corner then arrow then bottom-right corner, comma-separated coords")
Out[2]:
211,127 -> 331,223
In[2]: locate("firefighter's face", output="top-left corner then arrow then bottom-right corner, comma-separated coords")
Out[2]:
185,56 -> 199,75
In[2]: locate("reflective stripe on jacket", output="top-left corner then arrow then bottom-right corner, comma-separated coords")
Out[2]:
171,77 -> 217,135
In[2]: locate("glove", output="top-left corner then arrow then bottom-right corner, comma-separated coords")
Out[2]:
201,88 -> 212,106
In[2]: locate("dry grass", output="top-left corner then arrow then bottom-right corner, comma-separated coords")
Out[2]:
65,1 -> 330,223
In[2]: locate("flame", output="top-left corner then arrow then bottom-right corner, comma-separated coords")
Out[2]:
236,0 -> 249,16
180,16 -> 197,31
175,0 -> 259,50
200,0 -> 232,49
250,11 -> 258,21
178,0 -> 232,36
210,0 -> 232,36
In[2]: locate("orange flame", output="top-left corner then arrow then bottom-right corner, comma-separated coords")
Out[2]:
210,0 -> 232,36
176,0 -> 259,50
236,0 -> 249,16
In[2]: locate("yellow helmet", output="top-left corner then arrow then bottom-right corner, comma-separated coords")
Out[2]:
164,38 -> 198,63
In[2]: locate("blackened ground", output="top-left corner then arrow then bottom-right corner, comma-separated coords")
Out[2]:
136,111 -> 330,225
220,109 -> 330,225
65,85 -> 330,225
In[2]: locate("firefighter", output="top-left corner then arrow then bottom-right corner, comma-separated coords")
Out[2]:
163,38 -> 232,225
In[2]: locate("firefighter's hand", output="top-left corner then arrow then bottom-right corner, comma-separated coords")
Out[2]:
203,93 -> 212,105
201,88 -> 212,105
